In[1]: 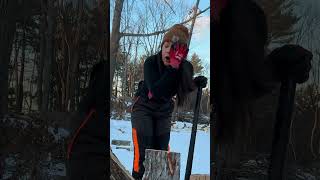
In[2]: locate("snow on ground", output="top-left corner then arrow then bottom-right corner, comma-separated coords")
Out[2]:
1,115 -> 29,129
47,127 -> 70,142
110,119 -> 210,179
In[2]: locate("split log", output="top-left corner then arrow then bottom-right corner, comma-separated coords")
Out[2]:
143,149 -> 180,180
190,174 -> 210,180
110,150 -> 134,180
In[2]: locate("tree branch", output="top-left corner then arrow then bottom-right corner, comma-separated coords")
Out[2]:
163,0 -> 176,15
120,6 -> 210,37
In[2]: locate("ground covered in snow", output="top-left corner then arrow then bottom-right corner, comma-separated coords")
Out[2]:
110,118 -> 320,180
2,113 -> 320,180
1,114 -> 67,179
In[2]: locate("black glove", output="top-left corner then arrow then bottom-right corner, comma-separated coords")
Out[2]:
268,44 -> 312,84
194,76 -> 207,88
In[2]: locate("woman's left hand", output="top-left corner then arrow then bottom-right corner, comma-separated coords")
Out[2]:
194,76 -> 208,88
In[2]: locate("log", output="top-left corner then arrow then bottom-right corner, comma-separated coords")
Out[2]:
143,149 -> 180,180
111,140 -> 131,146
110,150 -> 134,180
115,146 -> 131,151
190,174 -> 210,180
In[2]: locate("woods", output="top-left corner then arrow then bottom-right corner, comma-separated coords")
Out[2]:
0,0 -> 108,115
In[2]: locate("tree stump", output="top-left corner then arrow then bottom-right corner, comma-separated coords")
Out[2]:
110,150 -> 134,180
190,174 -> 210,180
143,149 -> 180,180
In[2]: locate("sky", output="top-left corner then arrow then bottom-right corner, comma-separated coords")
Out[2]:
187,0 -> 211,78
110,0 -> 211,78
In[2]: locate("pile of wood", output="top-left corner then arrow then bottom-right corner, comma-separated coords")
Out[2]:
110,150 -> 134,180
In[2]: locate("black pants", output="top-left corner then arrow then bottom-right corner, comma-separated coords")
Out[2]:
131,97 -> 174,179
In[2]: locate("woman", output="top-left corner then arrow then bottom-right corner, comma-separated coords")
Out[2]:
131,24 -> 207,180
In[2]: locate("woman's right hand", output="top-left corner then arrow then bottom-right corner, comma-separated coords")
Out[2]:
169,43 -> 189,69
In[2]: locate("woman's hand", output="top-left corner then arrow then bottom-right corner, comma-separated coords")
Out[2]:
194,76 -> 208,88
268,44 -> 312,84
169,43 -> 189,69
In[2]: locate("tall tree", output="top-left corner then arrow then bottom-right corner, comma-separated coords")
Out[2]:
41,0 -> 55,112
16,19 -> 27,112
0,0 -> 18,116
259,0 -> 300,45
110,0 -> 124,95
37,0 -> 46,110
190,53 -> 204,75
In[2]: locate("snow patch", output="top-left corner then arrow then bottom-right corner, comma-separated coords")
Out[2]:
47,127 -> 70,142
1,116 -> 29,129
125,101 -> 132,107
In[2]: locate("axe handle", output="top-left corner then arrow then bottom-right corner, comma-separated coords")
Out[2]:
185,87 -> 203,180
269,80 -> 296,180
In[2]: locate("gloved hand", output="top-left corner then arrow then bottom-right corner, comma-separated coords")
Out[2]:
268,44 -> 312,84
148,90 -> 153,99
169,43 -> 189,69
194,76 -> 207,88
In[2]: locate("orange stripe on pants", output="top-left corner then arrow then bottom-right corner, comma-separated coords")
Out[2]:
132,128 -> 140,172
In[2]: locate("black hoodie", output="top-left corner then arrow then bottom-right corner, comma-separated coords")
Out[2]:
136,52 -> 192,104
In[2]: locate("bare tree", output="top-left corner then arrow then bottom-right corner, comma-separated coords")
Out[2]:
37,0 -> 46,110
16,19 -> 27,112
41,0 -> 55,112
110,0 -> 124,95
0,0 -> 18,115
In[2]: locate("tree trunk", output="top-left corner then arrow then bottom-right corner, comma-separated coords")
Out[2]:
16,19 -> 26,112
14,39 -> 20,109
29,54 -> 36,113
37,0 -> 46,111
68,0 -> 83,111
8,39 -> 17,86
115,74 -> 118,98
41,0 -> 54,112
110,0 -> 124,94
144,149 -> 180,180
68,50 -> 80,111
0,0 -> 17,116
187,0 -> 200,47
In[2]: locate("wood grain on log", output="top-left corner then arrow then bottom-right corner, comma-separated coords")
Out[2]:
143,149 -> 180,180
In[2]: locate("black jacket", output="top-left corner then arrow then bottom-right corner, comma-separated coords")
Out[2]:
136,52 -> 192,104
